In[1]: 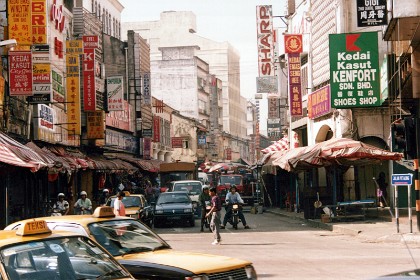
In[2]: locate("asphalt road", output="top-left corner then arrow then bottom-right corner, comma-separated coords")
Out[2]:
153,210 -> 420,280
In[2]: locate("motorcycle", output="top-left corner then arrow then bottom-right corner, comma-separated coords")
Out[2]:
226,203 -> 242,230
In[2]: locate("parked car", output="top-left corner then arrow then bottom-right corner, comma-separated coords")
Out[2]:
5,207 -> 258,280
153,191 -> 195,227
1,219 -> 134,280
106,192 -> 154,227
167,180 -> 203,216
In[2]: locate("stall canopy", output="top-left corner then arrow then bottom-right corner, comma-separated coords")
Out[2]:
208,162 -> 248,173
0,132 -> 48,172
261,137 -> 289,154
272,138 -> 403,172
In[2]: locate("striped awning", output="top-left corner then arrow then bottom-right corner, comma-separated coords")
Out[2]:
88,155 -> 138,174
117,156 -> 158,172
0,132 -> 48,172
261,137 -> 290,154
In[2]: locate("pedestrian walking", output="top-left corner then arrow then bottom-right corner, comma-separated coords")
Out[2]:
113,191 -> 126,216
206,187 -> 222,245
376,172 -> 388,207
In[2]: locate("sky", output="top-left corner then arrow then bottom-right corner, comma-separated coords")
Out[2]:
118,0 -> 288,134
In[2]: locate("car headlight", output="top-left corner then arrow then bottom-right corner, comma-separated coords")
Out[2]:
245,265 -> 257,279
184,208 -> 192,213
155,210 -> 164,214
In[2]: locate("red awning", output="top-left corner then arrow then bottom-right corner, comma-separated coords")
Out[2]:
117,156 -> 158,172
0,132 -> 48,172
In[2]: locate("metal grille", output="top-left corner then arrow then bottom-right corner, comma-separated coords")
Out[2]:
207,268 -> 248,280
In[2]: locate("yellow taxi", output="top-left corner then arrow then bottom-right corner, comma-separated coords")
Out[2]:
6,207 -> 258,280
0,219 -> 134,280
105,191 -> 154,227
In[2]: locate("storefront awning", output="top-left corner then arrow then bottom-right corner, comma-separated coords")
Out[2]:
117,156 -> 159,172
88,155 -> 138,174
0,132 -> 48,172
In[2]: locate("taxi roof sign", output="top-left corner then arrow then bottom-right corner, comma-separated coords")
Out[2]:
93,206 -> 116,218
16,220 -> 51,236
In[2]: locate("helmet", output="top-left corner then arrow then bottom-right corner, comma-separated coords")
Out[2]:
103,189 -> 109,193
80,191 -> 87,196
202,186 -> 209,191
58,193 -> 65,198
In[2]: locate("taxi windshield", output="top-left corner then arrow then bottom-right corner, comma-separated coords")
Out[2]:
1,236 -> 130,280
88,219 -> 170,256
110,196 -> 141,208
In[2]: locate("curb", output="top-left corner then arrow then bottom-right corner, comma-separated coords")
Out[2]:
266,209 -> 420,244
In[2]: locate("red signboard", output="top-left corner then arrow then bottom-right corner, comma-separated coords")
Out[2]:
288,53 -> 302,116
171,137 -> 183,148
307,85 -> 331,119
284,34 -> 303,54
226,148 -> 232,160
9,51 -> 33,96
83,47 -> 96,111
153,116 -> 160,143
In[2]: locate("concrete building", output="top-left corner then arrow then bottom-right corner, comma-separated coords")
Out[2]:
122,11 -> 248,140
278,0 -> 419,214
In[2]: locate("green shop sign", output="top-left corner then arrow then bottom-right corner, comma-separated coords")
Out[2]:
329,32 -> 380,108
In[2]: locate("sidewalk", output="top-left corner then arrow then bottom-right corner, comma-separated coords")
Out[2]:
265,207 -> 420,244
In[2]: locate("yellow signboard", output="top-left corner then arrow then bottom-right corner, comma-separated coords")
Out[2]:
8,0 -> 32,45
87,111 -> 105,139
66,40 -> 82,136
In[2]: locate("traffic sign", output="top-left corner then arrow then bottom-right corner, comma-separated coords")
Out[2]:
391,174 -> 413,185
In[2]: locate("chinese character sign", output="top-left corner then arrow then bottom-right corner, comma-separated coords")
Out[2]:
66,40 -> 82,136
288,53 -> 302,116
329,32 -> 380,108
284,34 -> 303,54
87,111 -> 105,139
357,0 -> 387,27
8,0 -> 32,45
107,76 -> 124,111
307,85 -> 331,119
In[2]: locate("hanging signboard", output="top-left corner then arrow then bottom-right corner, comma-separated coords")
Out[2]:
356,0 -> 387,27
9,51 -> 33,96
307,85 -> 331,119
329,32 -> 380,108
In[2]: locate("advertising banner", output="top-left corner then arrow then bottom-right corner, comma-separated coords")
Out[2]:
256,5 -> 274,77
87,111 -> 105,139
143,138 -> 151,160
329,32 -> 380,108
107,76 -> 124,111
9,51 -> 33,96
307,85 -> 331,119
288,53 -> 302,116
66,40 -> 82,136
8,0 -> 31,45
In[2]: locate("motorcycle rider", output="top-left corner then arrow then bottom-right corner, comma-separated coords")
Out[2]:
74,191 -> 93,215
52,193 -> 69,215
221,185 -> 250,229
198,186 -> 211,232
